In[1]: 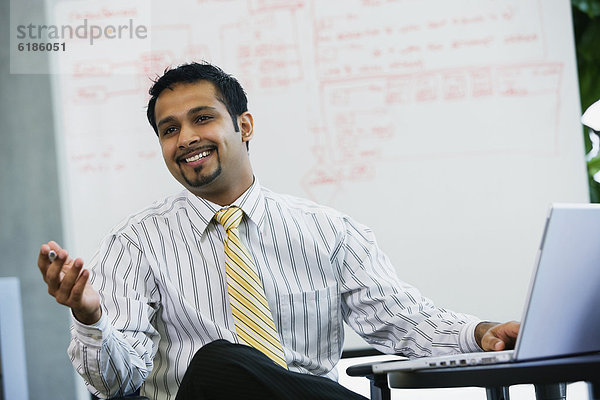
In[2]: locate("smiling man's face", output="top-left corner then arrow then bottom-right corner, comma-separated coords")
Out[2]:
154,80 -> 254,205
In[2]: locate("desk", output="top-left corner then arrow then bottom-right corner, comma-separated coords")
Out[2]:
346,353 -> 600,400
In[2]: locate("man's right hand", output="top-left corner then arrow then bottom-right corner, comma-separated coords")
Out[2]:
38,241 -> 102,325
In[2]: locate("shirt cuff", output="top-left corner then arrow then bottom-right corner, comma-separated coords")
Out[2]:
458,320 -> 483,353
71,311 -> 110,347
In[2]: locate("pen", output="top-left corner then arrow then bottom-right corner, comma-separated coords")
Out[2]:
48,250 -> 57,262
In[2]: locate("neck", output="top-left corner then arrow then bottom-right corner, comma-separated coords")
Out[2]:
192,174 -> 255,207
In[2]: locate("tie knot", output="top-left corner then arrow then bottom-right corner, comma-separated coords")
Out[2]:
215,206 -> 243,231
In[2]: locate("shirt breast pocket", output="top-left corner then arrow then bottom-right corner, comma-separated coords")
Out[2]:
276,285 -> 341,373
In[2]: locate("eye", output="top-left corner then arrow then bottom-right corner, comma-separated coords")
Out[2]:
195,115 -> 213,124
161,126 -> 178,137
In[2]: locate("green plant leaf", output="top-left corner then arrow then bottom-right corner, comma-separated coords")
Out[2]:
588,152 -> 600,176
572,0 -> 600,18
572,0 -> 600,201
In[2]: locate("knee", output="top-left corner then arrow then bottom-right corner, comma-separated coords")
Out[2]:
188,340 -> 259,374
179,340 -> 275,399
188,340 -> 233,370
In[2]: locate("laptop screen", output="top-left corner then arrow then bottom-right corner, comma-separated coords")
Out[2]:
515,204 -> 600,361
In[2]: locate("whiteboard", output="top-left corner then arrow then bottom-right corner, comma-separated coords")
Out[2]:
48,0 -> 588,350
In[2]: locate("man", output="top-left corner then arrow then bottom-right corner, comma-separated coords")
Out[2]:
38,62 -> 519,399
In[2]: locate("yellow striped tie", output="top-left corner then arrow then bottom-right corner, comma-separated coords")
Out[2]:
215,206 -> 287,369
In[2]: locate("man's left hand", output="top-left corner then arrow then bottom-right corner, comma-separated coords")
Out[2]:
475,321 -> 520,351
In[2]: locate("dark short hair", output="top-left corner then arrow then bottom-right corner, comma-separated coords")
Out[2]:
146,62 -> 248,135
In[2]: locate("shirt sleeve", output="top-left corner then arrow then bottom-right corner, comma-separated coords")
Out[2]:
68,231 -> 161,398
337,216 -> 482,357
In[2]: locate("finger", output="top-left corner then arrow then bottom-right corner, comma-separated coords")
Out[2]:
506,321 -> 520,336
493,340 -> 505,351
60,255 -> 76,274
46,248 -> 69,294
496,322 -> 520,348
69,267 -> 89,304
493,322 -> 519,339
480,333 -> 491,350
37,243 -> 52,274
47,241 -> 63,257
481,334 -> 503,351
38,241 -> 63,272
485,322 -> 520,351
54,258 -> 84,305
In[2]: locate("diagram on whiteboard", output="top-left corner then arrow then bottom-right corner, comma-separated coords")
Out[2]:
49,0 -> 587,327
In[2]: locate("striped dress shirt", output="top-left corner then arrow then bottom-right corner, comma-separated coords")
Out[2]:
68,179 -> 481,399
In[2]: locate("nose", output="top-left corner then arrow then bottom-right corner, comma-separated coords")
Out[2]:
177,123 -> 199,149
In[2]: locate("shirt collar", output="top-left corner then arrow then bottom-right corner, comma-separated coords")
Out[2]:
184,178 -> 266,235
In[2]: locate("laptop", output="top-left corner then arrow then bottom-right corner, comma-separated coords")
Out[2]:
372,203 -> 600,374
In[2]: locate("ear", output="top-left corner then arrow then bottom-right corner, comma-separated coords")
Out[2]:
239,112 -> 254,143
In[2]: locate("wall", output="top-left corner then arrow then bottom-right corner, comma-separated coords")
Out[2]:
0,0 -> 76,398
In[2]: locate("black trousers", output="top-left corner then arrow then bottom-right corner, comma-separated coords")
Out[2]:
175,340 -> 368,400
